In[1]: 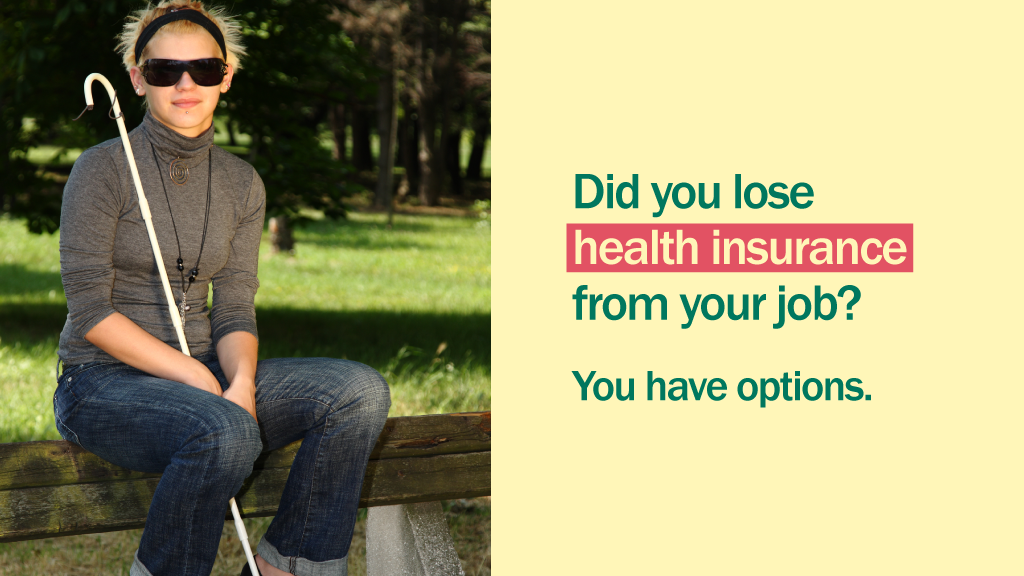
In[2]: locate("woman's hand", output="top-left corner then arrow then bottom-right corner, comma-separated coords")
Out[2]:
223,379 -> 257,422
182,358 -> 224,397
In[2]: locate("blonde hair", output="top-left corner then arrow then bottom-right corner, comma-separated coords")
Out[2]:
116,1 -> 247,72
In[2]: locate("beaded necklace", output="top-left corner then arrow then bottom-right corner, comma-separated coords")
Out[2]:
150,143 -> 212,329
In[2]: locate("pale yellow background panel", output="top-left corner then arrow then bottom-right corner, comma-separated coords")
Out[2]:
494,1 -> 1022,574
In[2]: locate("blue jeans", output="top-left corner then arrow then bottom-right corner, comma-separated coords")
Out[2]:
53,354 -> 391,576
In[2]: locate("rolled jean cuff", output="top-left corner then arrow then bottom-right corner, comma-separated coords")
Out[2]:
258,537 -> 348,576
130,551 -> 154,576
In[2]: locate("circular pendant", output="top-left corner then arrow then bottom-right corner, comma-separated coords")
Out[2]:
169,158 -> 189,185
184,304 -> 191,311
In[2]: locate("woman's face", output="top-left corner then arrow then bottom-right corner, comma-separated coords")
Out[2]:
129,31 -> 233,138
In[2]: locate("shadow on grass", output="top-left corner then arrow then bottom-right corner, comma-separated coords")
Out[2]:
0,263 -> 63,297
256,306 -> 490,370
0,303 -> 490,373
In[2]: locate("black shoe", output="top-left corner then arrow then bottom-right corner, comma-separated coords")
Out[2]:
240,561 -> 262,576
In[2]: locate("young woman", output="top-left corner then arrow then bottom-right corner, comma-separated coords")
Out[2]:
53,2 -> 391,575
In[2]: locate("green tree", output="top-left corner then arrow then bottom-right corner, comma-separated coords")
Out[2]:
1,0 -> 133,233
1,0 -> 376,245
336,0 -> 491,208
405,0 -> 489,206
226,0 -> 375,241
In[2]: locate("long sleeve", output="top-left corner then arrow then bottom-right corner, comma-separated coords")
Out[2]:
58,113 -> 262,365
59,147 -> 128,338
210,169 -> 266,345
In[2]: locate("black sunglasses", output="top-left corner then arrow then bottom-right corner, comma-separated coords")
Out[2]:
141,58 -> 227,87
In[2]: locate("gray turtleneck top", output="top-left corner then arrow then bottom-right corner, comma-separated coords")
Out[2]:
58,111 -> 266,365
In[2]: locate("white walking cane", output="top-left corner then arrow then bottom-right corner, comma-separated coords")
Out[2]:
76,73 -> 260,576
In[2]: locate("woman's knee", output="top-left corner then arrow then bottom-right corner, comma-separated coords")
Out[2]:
326,359 -> 391,424
188,408 -> 263,479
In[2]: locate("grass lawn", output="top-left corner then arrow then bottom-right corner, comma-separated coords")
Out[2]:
0,210 -> 490,574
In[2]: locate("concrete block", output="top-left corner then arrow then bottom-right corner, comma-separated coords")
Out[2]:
366,501 -> 465,576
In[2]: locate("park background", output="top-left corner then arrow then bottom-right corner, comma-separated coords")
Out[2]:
494,1 -> 1022,575
1,0 -> 490,573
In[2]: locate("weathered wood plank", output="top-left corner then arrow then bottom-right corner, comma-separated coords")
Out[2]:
0,412 -> 491,491
258,411 -> 491,469
237,451 -> 491,515
0,451 -> 489,543
0,476 -> 161,542
372,411 -> 490,460
359,449 -> 490,507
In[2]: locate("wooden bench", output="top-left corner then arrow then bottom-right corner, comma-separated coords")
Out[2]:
0,411 -> 490,573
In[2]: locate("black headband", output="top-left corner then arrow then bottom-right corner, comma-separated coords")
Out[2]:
134,9 -> 227,64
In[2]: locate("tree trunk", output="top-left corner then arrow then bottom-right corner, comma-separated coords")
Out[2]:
269,216 -> 294,254
445,128 -> 463,197
417,96 -> 438,205
352,104 -> 374,172
398,94 -> 420,197
417,9 -> 463,207
375,43 -> 399,226
418,89 -> 449,206
414,6 -> 442,207
396,111 -> 409,168
328,103 -> 347,162
431,86 -> 451,205
466,112 -> 489,181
